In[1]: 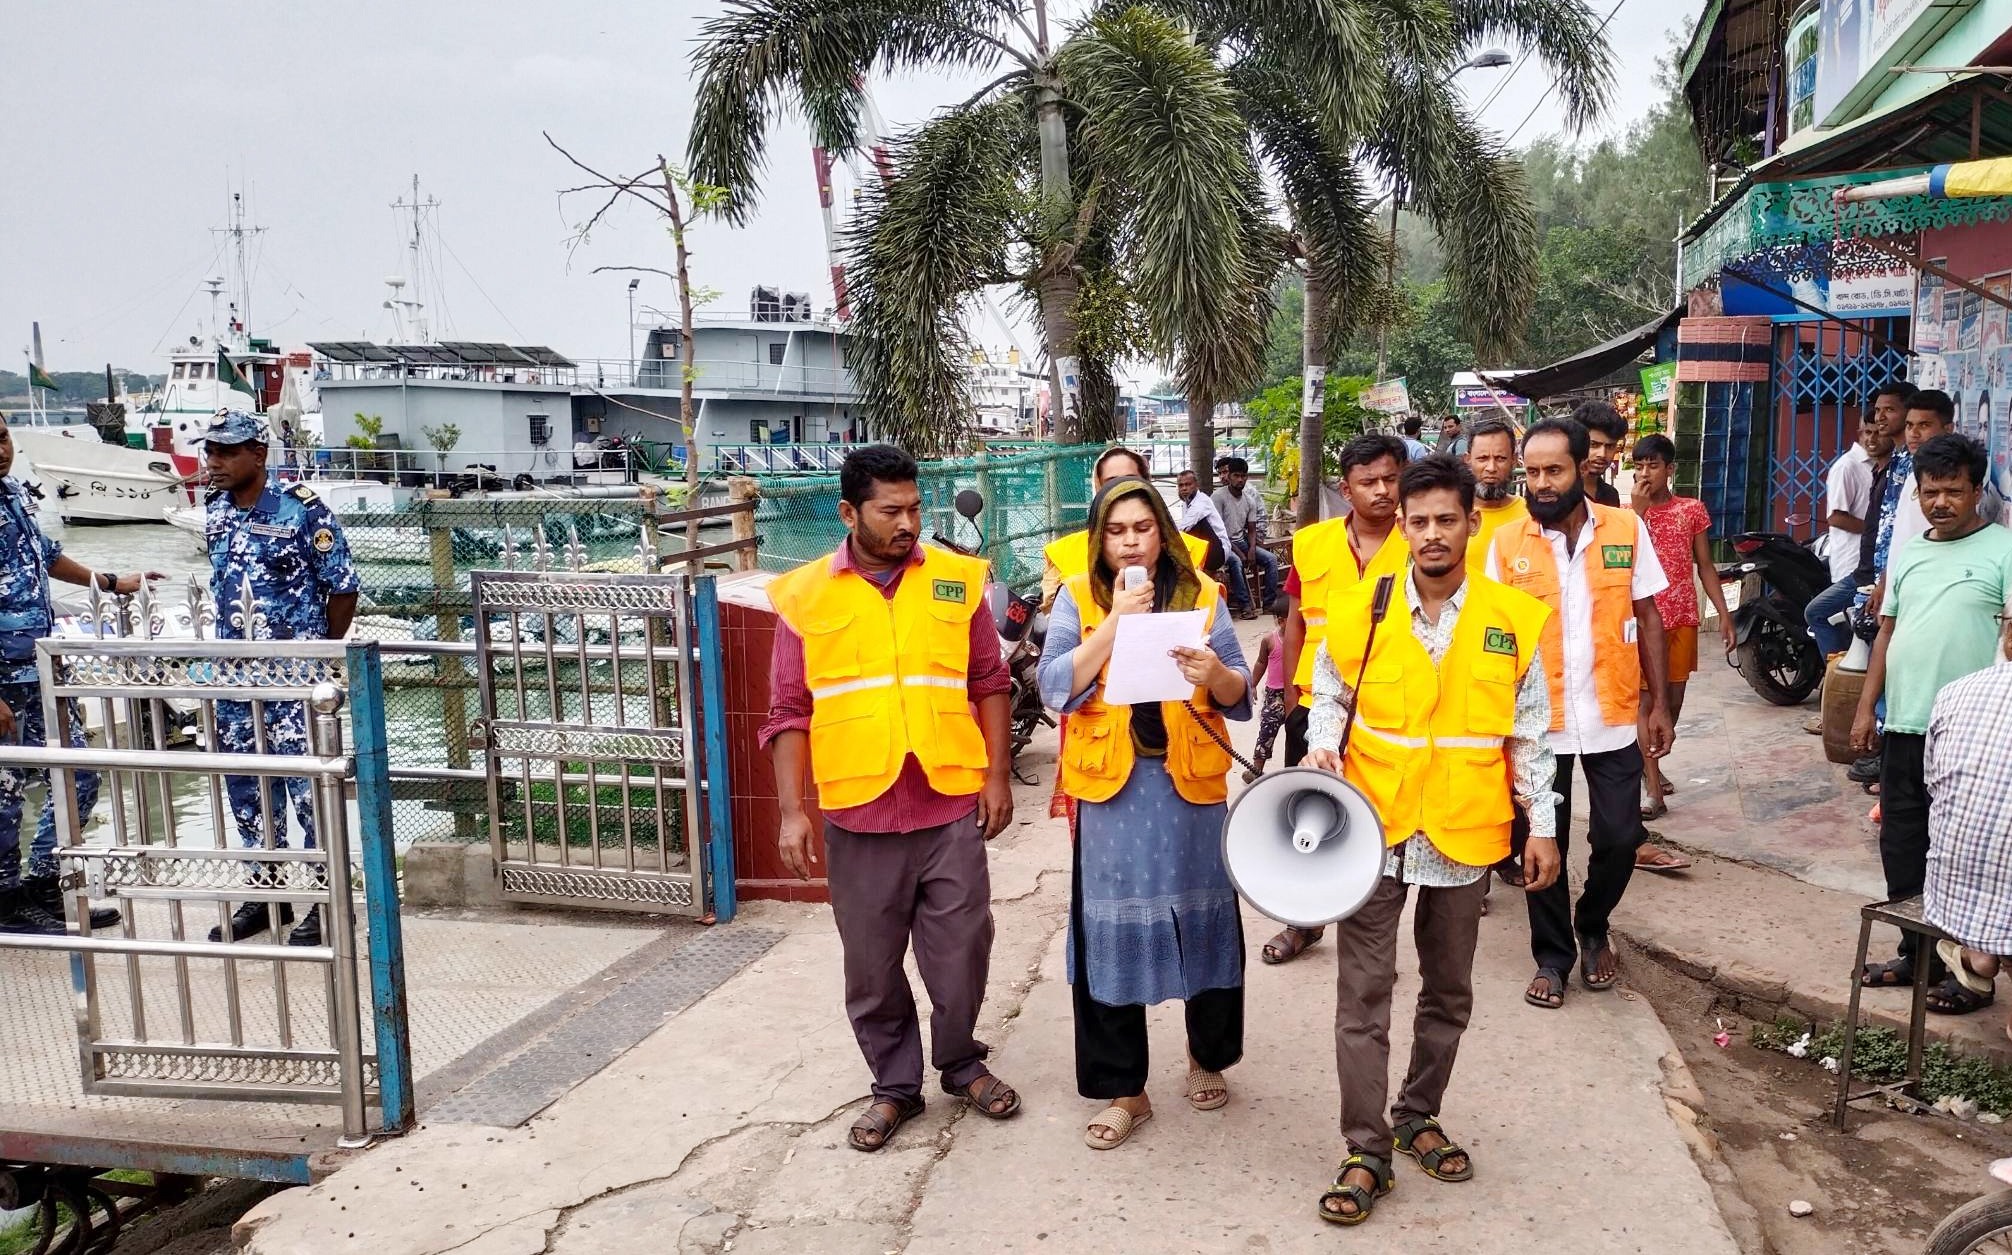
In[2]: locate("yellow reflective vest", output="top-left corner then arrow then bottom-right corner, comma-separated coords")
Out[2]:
1323,574 -> 1552,867
767,545 -> 991,810
1291,518 -> 1410,705
1057,574 -> 1234,806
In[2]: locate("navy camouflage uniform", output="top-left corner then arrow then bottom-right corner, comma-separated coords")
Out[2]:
0,479 -> 99,887
206,472 -> 359,850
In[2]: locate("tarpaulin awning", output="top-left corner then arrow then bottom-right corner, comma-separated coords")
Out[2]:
1839,157 -> 2012,203
1479,307 -> 1682,402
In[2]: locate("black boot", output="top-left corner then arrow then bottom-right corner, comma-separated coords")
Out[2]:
0,885 -> 67,936
22,876 -> 120,930
287,905 -> 322,947
207,901 -> 294,943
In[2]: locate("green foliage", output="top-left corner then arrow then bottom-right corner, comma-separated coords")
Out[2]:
1749,1018 -> 2012,1116
1244,373 -> 1374,490
420,423 -> 461,454
346,412 -> 385,451
0,369 -> 163,404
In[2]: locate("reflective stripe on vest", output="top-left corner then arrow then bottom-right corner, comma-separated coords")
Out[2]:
1323,574 -> 1552,867
1057,573 -> 1234,806
1291,518 -> 1410,703
1488,504 -> 1643,733
767,545 -> 992,810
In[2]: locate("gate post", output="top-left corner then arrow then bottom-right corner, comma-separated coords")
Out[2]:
347,643 -> 414,1133
693,576 -> 736,924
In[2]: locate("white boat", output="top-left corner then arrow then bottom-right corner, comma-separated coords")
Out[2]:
14,424 -> 190,526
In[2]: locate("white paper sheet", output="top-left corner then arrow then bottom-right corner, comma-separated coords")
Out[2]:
1102,609 -> 1210,705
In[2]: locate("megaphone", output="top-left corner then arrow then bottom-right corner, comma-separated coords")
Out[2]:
1221,767 -> 1385,928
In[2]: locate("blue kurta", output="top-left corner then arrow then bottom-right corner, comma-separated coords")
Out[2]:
1038,586 -> 1251,1007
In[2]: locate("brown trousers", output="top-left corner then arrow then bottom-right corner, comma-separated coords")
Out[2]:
1333,869 -> 1488,1158
824,812 -> 995,1105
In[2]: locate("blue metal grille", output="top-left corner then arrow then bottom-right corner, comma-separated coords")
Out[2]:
1767,319 -> 1911,537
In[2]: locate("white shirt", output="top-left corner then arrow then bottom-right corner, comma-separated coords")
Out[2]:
1488,510 -> 1668,757
1175,491 -> 1230,548
1821,443 -> 1873,583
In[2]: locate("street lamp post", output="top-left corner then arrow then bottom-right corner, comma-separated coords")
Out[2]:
627,278 -> 641,387
1373,48 -> 1512,381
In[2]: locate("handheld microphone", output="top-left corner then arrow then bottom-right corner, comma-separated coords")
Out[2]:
1121,565 -> 1147,591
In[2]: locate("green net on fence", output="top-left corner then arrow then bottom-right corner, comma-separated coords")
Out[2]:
345,495 -> 674,849
751,444 -> 1105,589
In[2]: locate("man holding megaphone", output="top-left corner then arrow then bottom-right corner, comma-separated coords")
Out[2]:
1300,455 -> 1560,1226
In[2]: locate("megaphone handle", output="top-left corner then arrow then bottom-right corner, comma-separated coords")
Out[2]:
1333,574 -> 1397,766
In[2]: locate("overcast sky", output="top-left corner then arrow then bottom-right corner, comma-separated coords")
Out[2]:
6,0 -> 1695,376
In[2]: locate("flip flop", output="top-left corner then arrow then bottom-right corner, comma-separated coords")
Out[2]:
1084,1104 -> 1151,1150
1525,967 -> 1566,1009
1938,940 -> 1996,997
1634,845 -> 1692,873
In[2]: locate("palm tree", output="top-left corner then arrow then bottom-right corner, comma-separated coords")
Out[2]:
688,0 -> 1383,459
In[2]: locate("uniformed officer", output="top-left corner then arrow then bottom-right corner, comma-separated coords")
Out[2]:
0,416 -> 155,932
200,410 -> 359,947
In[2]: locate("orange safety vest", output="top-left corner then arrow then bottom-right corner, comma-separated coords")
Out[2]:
1323,574 -> 1551,866
766,544 -> 992,810
1045,529 -> 1211,582
1291,517 -> 1410,704
1057,573 -> 1234,806
1466,497 -> 1530,573
1488,504 -> 1643,733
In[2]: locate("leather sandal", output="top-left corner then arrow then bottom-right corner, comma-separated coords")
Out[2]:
848,1096 -> 924,1153
1261,924 -> 1325,965
944,1072 -> 1021,1119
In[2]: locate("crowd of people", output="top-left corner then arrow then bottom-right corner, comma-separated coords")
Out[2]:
761,405 -> 1742,1222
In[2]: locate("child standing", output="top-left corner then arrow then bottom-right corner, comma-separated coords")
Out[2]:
1242,601 -> 1289,783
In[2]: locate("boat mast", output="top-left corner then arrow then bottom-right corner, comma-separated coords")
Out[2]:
209,190 -> 265,350
388,175 -> 440,344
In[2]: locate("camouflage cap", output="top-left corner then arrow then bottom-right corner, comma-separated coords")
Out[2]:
203,408 -> 268,447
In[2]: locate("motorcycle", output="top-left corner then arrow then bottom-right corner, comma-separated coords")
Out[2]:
930,490 -> 1053,775
1715,530 -> 1830,706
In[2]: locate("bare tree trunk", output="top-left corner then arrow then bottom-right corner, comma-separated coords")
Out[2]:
1298,266 -> 1328,527
1187,387 -> 1216,493
1078,356 -> 1119,445
661,156 -> 701,556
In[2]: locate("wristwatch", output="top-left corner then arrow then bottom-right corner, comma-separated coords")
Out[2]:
95,572 -> 116,593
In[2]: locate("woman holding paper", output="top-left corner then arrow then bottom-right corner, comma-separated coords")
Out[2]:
1037,476 -> 1252,1151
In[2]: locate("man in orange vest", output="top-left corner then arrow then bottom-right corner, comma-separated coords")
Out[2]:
1265,433 -> 1410,965
1487,418 -> 1675,1010
1304,454 -> 1559,1225
761,444 -> 1023,1153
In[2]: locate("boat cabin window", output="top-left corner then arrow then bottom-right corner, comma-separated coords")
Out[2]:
172,363 -> 188,380
528,413 -> 551,447
768,342 -> 787,365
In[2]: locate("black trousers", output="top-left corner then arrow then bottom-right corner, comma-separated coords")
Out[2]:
1878,733 -> 1944,978
1070,836 -> 1244,1100
1514,745 -> 1644,976
1284,704 -> 1310,768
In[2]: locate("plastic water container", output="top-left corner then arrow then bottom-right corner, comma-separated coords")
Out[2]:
1821,650 -> 1867,765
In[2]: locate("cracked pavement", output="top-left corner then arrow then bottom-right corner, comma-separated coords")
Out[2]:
235,624 -> 1742,1253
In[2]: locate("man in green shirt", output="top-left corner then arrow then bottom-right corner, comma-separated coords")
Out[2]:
1853,432 -> 2012,1011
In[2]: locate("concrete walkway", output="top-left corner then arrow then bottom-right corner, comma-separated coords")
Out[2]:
236,638 -> 1742,1253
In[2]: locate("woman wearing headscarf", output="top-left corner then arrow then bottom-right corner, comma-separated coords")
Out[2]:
1037,476 -> 1252,1150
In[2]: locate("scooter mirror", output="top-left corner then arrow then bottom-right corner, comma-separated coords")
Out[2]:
955,489 -> 986,521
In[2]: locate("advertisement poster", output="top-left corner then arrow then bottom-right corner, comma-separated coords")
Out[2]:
1639,362 -> 1677,433
1812,0 -> 1865,123
1720,238 -> 1914,320
1361,378 -> 1411,414
1912,260 -> 2012,498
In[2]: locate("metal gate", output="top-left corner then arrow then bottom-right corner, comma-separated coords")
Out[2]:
0,585 -> 412,1145
1768,318 -> 1912,533
473,563 -> 712,915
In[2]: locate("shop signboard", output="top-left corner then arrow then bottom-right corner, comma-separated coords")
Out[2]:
1453,384 -> 1528,410
1640,362 -> 1677,406
1812,0 -> 1977,126
1361,378 -> 1411,414
1721,237 -> 1914,320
